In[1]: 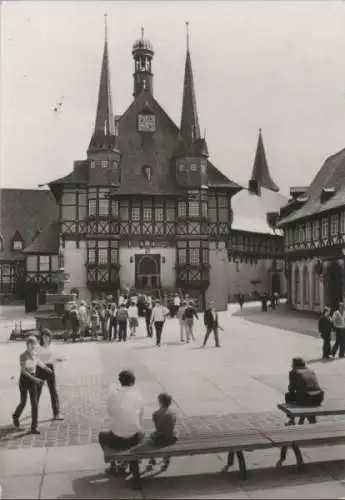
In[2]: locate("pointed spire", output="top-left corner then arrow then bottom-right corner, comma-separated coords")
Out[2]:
89,14 -> 115,151
179,22 -> 201,148
250,129 -> 280,192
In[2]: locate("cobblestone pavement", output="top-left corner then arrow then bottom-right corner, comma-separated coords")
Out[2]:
1,305 -> 344,452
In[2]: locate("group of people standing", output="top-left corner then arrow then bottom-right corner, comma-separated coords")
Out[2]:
318,301 -> 345,359
62,292 -> 223,349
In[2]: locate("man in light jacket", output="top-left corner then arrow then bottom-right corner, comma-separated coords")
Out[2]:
176,301 -> 187,342
150,300 -> 169,347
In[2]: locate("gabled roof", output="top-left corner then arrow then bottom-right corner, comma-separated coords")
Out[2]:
23,221 -> 60,254
0,189 -> 58,261
250,129 -> 279,192
279,147 -> 345,225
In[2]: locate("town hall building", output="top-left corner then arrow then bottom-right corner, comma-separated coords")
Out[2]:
0,24 -> 287,309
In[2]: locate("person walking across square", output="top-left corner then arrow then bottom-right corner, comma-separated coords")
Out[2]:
202,300 -> 222,348
150,300 -> 169,347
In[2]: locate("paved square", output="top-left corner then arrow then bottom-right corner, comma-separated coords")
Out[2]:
0,304 -> 344,498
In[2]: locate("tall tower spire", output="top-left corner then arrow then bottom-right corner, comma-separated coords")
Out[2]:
180,21 -> 201,148
249,129 -> 280,194
132,27 -> 154,97
88,14 -> 116,153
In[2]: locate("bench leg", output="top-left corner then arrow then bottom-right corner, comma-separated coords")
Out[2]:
298,416 -> 305,425
236,451 -> 248,480
291,444 -> 304,473
276,445 -> 288,467
221,451 -> 234,473
129,460 -> 141,490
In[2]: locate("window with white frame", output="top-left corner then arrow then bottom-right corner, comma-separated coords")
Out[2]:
331,214 -> 339,236
341,212 -> 345,234
111,200 -> 119,217
39,256 -> 50,272
131,206 -> 140,221
155,206 -> 164,221
13,240 -> 23,251
188,200 -> 199,217
101,159 -> 109,168
312,220 -> 319,240
98,199 -> 109,216
321,217 -> 328,238
177,201 -> 187,218
143,207 -> 152,221
294,226 -> 298,242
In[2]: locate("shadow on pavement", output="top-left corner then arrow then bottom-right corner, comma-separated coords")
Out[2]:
56,472 -> 137,500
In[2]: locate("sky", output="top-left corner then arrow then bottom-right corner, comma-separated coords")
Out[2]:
1,1 -> 345,195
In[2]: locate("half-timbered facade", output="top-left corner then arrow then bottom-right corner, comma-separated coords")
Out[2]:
0,189 -> 57,301
279,147 -> 345,312
36,27 -> 241,310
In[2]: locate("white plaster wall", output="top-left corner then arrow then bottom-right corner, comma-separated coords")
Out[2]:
119,246 -> 176,289
207,242 -> 229,311
63,240 -> 90,301
227,258 -> 267,301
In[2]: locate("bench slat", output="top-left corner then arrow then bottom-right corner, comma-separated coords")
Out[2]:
104,435 -> 273,460
277,403 -> 345,418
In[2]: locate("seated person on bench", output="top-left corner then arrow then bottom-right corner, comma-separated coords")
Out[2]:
98,369 -> 144,475
285,357 -> 324,424
147,392 -> 177,470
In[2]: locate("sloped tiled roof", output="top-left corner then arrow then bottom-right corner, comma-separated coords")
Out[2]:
232,187 -> 288,234
279,147 -> 345,225
23,221 -> 60,254
250,130 -> 279,192
0,189 -> 58,261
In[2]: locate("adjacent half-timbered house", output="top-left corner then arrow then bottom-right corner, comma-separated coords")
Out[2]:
278,147 -> 345,311
0,189 -> 57,301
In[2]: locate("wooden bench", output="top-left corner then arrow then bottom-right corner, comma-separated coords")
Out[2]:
277,402 -> 345,425
103,422 -> 345,490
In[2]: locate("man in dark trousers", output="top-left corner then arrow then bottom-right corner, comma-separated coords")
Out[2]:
202,300 -> 222,348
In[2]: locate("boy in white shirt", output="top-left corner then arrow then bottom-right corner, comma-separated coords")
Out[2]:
98,370 -> 144,475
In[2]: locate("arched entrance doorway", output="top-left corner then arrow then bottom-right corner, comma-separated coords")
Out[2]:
325,261 -> 343,310
135,254 -> 161,289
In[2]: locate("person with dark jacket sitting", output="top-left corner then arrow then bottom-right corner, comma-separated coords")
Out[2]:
318,307 -> 333,360
285,357 -> 324,424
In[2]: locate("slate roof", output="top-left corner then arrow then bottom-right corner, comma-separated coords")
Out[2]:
250,129 -> 280,193
0,189 -> 58,261
23,221 -> 60,254
49,91 -> 241,196
279,147 -> 345,226
232,187 -> 288,235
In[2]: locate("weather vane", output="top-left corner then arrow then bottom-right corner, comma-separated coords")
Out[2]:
185,21 -> 190,50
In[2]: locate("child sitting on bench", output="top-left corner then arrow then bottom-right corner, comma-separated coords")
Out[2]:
147,392 -> 177,470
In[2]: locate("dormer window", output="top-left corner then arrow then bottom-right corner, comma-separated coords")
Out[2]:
178,163 -> 185,172
101,160 -> 109,168
320,187 -> 335,203
190,163 -> 197,172
13,240 -> 23,251
11,231 -> 24,251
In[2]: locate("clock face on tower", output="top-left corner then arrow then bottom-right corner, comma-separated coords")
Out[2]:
138,113 -> 156,133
